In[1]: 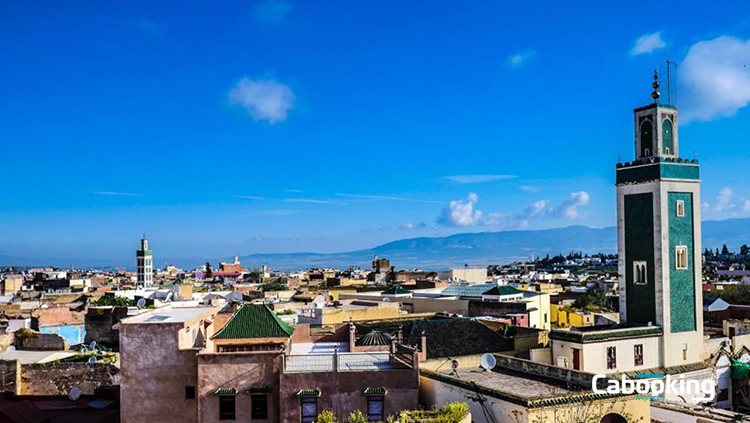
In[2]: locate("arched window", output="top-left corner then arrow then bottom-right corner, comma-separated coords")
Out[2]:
662,119 -> 674,155
601,414 -> 628,423
640,120 -> 653,157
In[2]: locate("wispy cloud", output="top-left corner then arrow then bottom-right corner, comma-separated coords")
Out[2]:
401,221 -> 428,230
630,32 -> 666,56
519,185 -> 538,193
282,198 -> 345,206
336,193 -> 443,204
505,50 -> 537,67
228,76 -> 295,124
283,189 -> 303,193
715,187 -> 736,212
443,174 -> 516,184
251,0 -> 294,23
680,36 -> 750,122
90,191 -> 142,197
232,195 -> 265,200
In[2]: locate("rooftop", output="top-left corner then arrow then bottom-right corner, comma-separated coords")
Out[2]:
211,303 -> 294,340
122,306 -> 216,324
549,324 -> 662,343
440,283 -> 496,298
0,350 -> 76,364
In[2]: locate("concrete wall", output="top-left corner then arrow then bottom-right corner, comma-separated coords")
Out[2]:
16,331 -> 68,351
85,306 -> 130,347
279,367 -> 418,422
551,335 -> 661,374
197,352 -> 281,423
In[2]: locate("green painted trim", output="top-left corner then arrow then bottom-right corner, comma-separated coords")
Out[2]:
215,387 -> 238,395
668,192 -> 697,333
363,387 -> 387,395
296,389 -> 321,397
616,162 -> 699,184
549,327 -> 662,343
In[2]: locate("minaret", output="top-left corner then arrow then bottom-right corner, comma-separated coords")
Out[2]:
616,70 -> 705,367
136,233 -> 153,287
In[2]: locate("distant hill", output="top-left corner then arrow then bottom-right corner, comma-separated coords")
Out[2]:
238,218 -> 750,270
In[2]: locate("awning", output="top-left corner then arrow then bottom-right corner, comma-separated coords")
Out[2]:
215,387 -> 238,395
296,389 -> 321,397
363,387 -> 387,395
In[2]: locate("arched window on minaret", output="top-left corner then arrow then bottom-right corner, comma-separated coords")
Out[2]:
662,118 -> 674,155
640,120 -> 653,157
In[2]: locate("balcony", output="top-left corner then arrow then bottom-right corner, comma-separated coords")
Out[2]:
284,352 -> 414,373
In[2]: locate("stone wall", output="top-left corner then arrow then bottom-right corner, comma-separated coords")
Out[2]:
85,306 -> 130,347
0,360 -> 20,393
17,331 -> 68,351
20,362 -> 118,395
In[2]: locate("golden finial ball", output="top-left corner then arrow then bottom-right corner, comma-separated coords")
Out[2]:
652,81 -> 660,89
651,90 -> 660,100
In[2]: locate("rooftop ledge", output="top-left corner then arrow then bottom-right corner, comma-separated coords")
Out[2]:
549,324 -> 663,343
617,156 -> 699,169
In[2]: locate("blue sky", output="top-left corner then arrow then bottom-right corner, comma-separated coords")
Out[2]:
2,0 -> 750,266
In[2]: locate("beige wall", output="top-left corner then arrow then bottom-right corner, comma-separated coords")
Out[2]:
552,335 -> 661,374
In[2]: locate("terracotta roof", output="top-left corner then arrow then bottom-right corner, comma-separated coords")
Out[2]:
210,304 -> 294,340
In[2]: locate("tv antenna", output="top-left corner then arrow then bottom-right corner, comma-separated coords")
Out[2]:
665,60 -> 678,106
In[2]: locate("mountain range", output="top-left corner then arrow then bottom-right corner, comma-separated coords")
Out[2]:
237,218 -> 750,270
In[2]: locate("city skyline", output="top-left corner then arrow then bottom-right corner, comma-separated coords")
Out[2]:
2,0 -> 750,264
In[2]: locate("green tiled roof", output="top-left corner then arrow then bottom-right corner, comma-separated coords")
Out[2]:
211,304 -> 294,340
296,389 -> 321,397
382,284 -> 411,295
483,286 -> 523,296
363,387 -> 387,395
215,387 -> 237,395
549,326 -> 662,344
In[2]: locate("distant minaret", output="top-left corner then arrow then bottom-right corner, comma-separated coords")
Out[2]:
137,233 -> 153,287
616,70 -> 704,367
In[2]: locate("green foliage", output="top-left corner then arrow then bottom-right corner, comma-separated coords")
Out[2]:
399,402 -> 469,423
439,402 -> 469,422
93,296 -> 135,307
275,309 -> 296,315
707,288 -> 750,305
261,281 -> 289,292
15,328 -> 37,339
317,411 -> 338,423
205,262 -> 213,278
344,411 -> 368,423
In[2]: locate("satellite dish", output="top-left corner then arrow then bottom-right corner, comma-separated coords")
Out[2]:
89,341 -> 97,350
480,353 -> 496,371
81,347 -> 88,354
88,356 -> 97,364
382,297 -> 390,302
68,386 -> 81,401
6,346 -> 15,352
136,298 -> 146,308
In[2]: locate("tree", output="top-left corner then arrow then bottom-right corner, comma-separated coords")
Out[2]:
722,244 -> 730,255
93,296 -> 135,307
205,262 -> 213,278
742,245 -> 750,256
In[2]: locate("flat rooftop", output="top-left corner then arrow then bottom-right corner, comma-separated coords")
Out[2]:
0,350 -> 75,364
123,306 -> 217,324
429,367 -> 574,401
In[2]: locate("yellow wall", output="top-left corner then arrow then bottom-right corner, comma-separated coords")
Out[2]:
554,305 -> 595,328
320,304 -> 400,325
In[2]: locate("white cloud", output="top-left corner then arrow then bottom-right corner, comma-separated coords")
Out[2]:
232,195 -> 265,200
505,50 -> 537,67
401,222 -> 427,230
519,185 -> 538,193
546,191 -> 590,219
336,193 -> 443,204
282,198 -> 344,206
630,32 -> 666,56
715,187 -> 736,212
90,191 -> 142,197
251,0 -> 294,23
680,36 -> 750,122
228,77 -> 295,124
443,174 -> 516,184
437,193 -> 482,227
743,200 -> 750,212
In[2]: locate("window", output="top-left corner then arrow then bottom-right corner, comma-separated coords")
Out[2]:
676,200 -> 685,217
367,396 -> 384,421
718,388 -> 730,402
633,261 -> 647,285
676,246 -> 688,270
219,396 -> 236,420
251,395 -> 268,420
634,344 -> 643,366
607,346 -> 617,370
185,386 -> 196,400
301,397 -> 317,423
640,120 -> 653,157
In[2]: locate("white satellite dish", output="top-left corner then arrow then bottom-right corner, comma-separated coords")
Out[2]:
480,353 -> 496,371
382,297 -> 390,302
68,385 -> 81,401
81,347 -> 88,354
6,346 -> 15,352
89,341 -> 97,350
136,298 -> 146,308
88,356 -> 97,364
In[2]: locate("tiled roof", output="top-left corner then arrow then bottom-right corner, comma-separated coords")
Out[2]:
549,326 -> 662,343
440,283 -> 497,297
296,389 -> 321,397
363,387 -> 387,395
381,284 -> 411,295
215,387 -> 237,395
211,304 -> 294,340
483,286 -> 523,296
405,318 -> 512,359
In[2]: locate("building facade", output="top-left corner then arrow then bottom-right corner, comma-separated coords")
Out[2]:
136,234 -> 153,287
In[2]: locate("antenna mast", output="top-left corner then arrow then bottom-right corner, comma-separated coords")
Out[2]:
666,60 -> 678,106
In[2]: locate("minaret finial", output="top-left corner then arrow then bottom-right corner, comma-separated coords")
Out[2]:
651,69 -> 660,103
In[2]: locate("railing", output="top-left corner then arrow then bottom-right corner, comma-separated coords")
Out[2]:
284,352 -> 412,373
